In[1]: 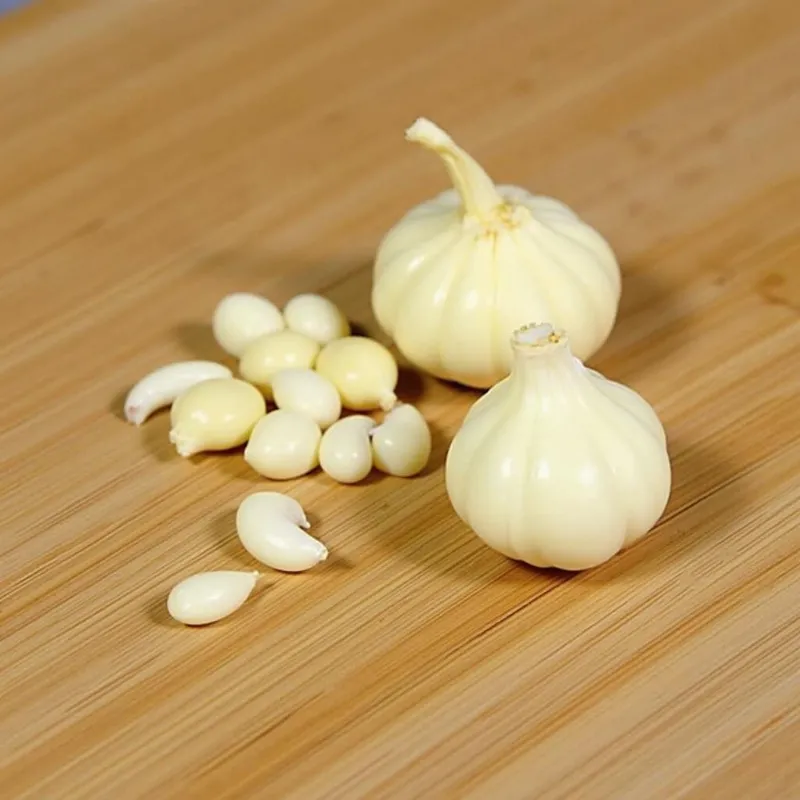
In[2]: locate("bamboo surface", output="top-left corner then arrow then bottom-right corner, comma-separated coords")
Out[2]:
1,0 -> 799,797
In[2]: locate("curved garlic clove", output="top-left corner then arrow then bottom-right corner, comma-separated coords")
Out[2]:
168,378 -> 265,457
124,361 -> 233,425
271,368 -> 342,430
212,293 -> 285,357
370,403 -> 431,477
244,409 -> 322,479
167,570 -> 259,625
239,330 -> 320,399
236,492 -> 326,572
283,293 -> 350,345
319,415 -> 376,484
315,336 -> 398,411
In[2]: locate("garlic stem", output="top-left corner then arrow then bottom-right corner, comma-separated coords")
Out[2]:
405,118 -> 504,222
510,323 -> 584,401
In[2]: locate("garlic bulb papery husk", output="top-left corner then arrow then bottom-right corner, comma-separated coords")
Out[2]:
371,118 -> 621,389
445,323 -> 671,571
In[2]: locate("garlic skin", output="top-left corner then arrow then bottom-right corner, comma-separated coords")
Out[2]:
283,293 -> 350,345
315,336 -> 398,411
244,409 -> 322,479
167,570 -> 259,626
124,360 -> 232,425
236,491 -> 327,572
319,415 -> 376,484
370,403 -> 431,477
239,330 -> 320,399
212,293 -> 285,357
371,118 -> 621,389
271,368 -> 342,430
445,323 -> 671,572
169,378 -> 266,457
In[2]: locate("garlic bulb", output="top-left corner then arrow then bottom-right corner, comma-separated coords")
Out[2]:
445,323 -> 671,571
371,118 -> 621,389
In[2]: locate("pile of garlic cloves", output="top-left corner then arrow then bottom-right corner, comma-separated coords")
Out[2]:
122,116 -> 676,629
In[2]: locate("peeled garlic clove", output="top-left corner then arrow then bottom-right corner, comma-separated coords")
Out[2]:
236,491 -> 326,572
167,570 -> 259,625
445,323 -> 672,572
168,378 -> 265,457
244,409 -> 321,479
371,403 -> 431,477
371,118 -> 621,389
271,368 -> 342,430
124,360 -> 232,425
212,293 -> 285,357
319,415 -> 376,484
315,336 -> 398,411
239,330 -> 320,399
283,293 -> 350,345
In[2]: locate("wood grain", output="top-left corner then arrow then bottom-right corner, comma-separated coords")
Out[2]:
1,0 -> 799,797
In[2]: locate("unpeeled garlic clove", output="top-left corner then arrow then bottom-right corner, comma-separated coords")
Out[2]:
271,368 -> 342,430
315,336 -> 398,411
212,293 -> 285,357
244,409 -> 322,479
124,360 -> 232,425
169,378 -> 265,457
236,491 -> 327,572
371,403 -> 431,477
167,570 -> 259,625
319,415 -> 376,484
283,293 -> 350,345
239,330 -> 320,399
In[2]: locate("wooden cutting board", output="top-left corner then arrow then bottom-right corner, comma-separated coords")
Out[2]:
1,0 -> 798,797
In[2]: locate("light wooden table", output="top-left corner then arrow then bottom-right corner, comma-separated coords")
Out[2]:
1,1 -> 799,797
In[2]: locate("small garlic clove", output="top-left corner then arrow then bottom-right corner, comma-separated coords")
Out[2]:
168,378 -> 265,457
237,492 -> 326,572
271,368 -> 342,430
167,570 -> 259,626
239,330 -> 320,399
371,403 -> 431,477
244,409 -> 322,479
283,293 -> 350,345
319,415 -> 376,484
212,293 -> 285,357
315,336 -> 398,411
124,361 -> 233,426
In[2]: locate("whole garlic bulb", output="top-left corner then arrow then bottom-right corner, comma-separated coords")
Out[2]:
371,118 -> 621,389
445,323 -> 671,571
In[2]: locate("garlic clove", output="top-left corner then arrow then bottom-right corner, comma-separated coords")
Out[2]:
238,490 -> 310,529
283,293 -> 350,345
168,378 -> 265,457
239,330 -> 320,399
370,403 -> 431,477
318,415 -> 376,484
244,409 -> 322,479
124,360 -> 232,426
271,368 -> 342,430
212,293 -> 285,357
315,336 -> 398,411
445,322 -> 671,572
167,570 -> 259,625
236,492 -> 326,572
